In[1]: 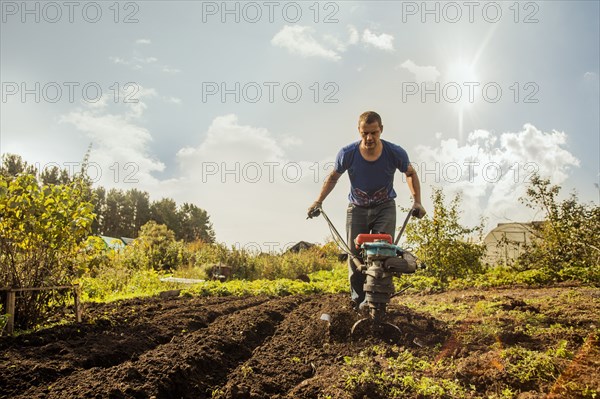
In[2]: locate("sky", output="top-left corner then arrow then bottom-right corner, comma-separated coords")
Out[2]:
1,0 -> 599,252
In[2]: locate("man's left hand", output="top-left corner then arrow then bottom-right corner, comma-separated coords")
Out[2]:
412,202 -> 426,219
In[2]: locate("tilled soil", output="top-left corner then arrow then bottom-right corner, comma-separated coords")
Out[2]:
1,286 -> 598,398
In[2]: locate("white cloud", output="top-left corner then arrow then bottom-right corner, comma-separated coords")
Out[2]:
583,71 -> 598,81
109,56 -> 136,68
174,114 -> 330,247
312,25 -> 362,54
110,51 -> 181,74
162,66 -> 182,74
583,71 -> 599,92
135,39 -> 152,45
399,59 -> 441,83
178,114 -> 285,164
59,86 -> 164,188
414,124 -> 580,232
362,29 -> 394,51
271,25 -> 397,61
323,34 -> 347,52
271,25 -> 341,61
109,55 -> 157,70
164,96 -> 182,104
348,25 -> 359,45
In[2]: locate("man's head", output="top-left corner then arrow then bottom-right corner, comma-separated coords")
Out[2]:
358,111 -> 383,150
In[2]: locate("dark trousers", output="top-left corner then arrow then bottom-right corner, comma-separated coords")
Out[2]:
346,200 -> 396,306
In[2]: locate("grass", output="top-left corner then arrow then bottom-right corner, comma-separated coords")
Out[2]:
342,345 -> 470,399
182,268 -> 349,297
78,265 -> 349,303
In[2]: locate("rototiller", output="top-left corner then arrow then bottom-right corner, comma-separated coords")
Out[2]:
308,204 -> 423,336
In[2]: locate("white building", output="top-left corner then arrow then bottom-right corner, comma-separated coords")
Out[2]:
483,222 -> 543,266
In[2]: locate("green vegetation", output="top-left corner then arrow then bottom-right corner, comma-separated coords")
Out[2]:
405,188 -> 487,285
0,172 -> 94,328
2,153 -> 598,332
331,291 -> 599,399
79,258 -> 347,303
76,222 -> 345,302
343,346 -> 469,398
92,187 -> 215,242
516,174 -> 600,283
501,340 -> 573,385
182,268 -> 348,298
0,304 -> 7,334
1,153 -> 215,242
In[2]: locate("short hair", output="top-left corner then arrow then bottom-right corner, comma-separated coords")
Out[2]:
358,111 -> 382,128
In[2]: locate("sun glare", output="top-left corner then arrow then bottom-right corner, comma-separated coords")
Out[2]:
446,59 -> 479,141
447,60 -> 478,90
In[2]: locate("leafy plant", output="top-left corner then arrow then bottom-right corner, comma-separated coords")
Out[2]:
0,173 -> 95,328
501,340 -> 573,385
405,188 -> 487,285
0,304 -> 8,335
517,174 -> 600,283
343,346 -> 468,398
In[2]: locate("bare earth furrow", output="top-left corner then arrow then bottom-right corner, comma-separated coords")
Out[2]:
214,293 -> 450,399
0,295 -> 267,398
14,295 -> 307,399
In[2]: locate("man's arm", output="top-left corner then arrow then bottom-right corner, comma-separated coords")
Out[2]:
405,164 -> 426,218
307,170 -> 342,215
316,170 -> 342,203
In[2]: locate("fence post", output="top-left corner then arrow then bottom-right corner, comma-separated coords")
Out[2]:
73,285 -> 82,323
6,290 -> 15,335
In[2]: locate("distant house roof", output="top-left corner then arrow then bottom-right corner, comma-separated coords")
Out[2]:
121,237 -> 135,245
287,241 -> 316,253
99,236 -> 127,250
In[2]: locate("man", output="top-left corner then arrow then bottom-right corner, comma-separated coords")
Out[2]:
307,111 -> 426,310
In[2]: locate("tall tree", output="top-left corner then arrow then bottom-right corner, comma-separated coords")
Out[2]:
150,198 -> 180,237
178,202 -> 216,243
0,153 -> 37,178
91,186 -> 107,234
103,188 -> 128,237
127,189 -> 151,237
39,165 -> 71,185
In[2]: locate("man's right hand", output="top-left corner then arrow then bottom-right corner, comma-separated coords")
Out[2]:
307,201 -> 322,218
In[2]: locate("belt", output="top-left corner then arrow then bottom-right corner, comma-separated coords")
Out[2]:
350,198 -> 395,209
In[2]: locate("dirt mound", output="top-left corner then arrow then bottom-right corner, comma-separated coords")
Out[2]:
1,286 -> 598,398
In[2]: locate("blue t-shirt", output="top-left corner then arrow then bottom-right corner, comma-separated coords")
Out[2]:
335,139 -> 410,207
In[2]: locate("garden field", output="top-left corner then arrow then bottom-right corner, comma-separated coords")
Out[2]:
1,284 -> 598,399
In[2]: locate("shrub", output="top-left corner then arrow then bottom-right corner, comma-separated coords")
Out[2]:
0,174 -> 94,328
517,175 -> 600,283
405,188 -> 487,285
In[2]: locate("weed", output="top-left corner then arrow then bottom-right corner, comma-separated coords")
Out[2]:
343,346 -> 469,398
501,341 -> 573,384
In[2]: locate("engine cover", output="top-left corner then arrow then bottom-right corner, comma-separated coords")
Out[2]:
362,241 -> 398,259
384,256 -> 416,274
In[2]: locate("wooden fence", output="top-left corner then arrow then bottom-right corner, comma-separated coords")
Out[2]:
1,285 -> 82,335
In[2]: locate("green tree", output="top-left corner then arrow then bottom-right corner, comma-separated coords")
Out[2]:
0,153 -> 37,178
178,202 -> 215,243
136,221 -> 181,271
518,174 -> 600,282
127,189 -> 151,237
39,165 -> 71,185
91,186 -> 107,234
0,173 -> 95,328
103,188 -> 128,237
405,188 -> 486,285
150,198 -> 180,237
